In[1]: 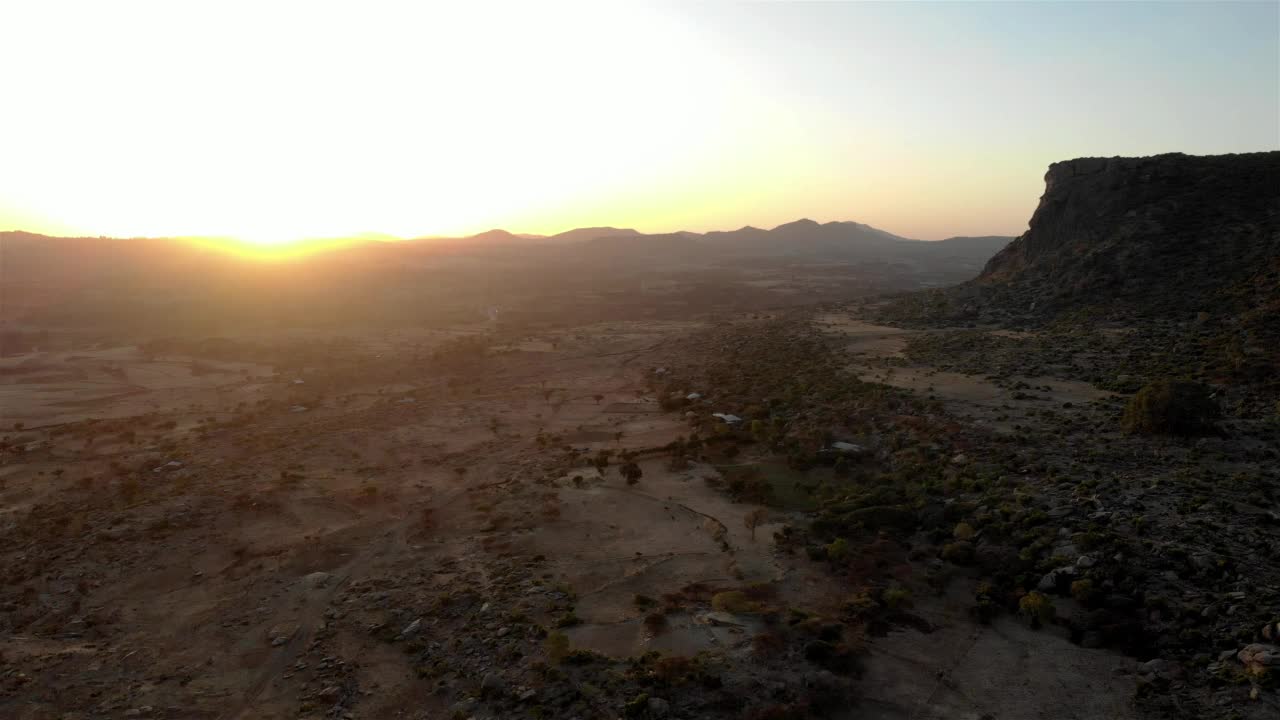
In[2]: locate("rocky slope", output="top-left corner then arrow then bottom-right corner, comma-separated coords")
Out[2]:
977,152 -> 1280,319
876,152 -> 1280,393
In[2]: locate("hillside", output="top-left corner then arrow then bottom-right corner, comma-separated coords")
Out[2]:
875,151 -> 1280,400
884,152 -> 1280,325
700,218 -> 908,255
546,226 -> 641,242
1,220 -> 1013,332
979,152 -> 1280,318
576,219 -> 1010,271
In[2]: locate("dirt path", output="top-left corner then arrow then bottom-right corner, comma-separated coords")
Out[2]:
857,581 -> 1137,720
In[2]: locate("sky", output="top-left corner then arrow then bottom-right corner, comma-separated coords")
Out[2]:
1,1 -> 1277,246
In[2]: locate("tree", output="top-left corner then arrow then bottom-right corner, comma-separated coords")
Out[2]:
744,508 -> 769,541
621,461 -> 643,485
593,449 -> 612,475
593,394 -> 604,405
1121,379 -> 1219,435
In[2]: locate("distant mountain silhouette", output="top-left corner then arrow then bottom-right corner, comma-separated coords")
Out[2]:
0,218 -> 1016,335
556,220 -> 1012,279
2,218 -> 1015,286
547,227 -> 641,243
700,218 -> 910,256
464,229 -> 524,244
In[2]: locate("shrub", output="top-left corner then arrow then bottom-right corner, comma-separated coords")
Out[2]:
1070,578 -> 1098,608
1018,591 -> 1055,628
643,612 -> 667,634
620,461 -> 643,485
651,655 -> 698,684
544,631 -> 569,664
825,538 -> 850,563
883,586 -> 913,610
843,590 -> 879,618
562,649 -> 605,665
1121,380 -> 1219,435
711,590 -> 760,614
971,589 -> 999,624
624,693 -> 650,718
727,473 -> 774,505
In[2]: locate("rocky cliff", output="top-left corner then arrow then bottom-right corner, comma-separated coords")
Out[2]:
975,152 -> 1280,319
873,151 -> 1280,390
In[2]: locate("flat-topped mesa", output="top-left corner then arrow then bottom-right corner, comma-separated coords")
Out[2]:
974,151 -> 1280,317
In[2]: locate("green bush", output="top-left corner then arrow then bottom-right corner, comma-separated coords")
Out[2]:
883,586 -> 913,610
554,612 -> 581,628
825,538 -> 851,563
544,631 -> 570,664
1121,380 -> 1219,435
1070,579 -> 1098,608
711,590 -> 760,614
1018,591 -> 1055,628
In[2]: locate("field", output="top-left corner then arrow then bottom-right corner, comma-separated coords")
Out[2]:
1,241 -> 1277,719
11,308 -> 1231,719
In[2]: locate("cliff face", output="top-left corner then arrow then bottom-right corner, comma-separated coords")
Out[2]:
976,152 -> 1280,318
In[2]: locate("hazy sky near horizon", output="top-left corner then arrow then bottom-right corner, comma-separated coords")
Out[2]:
2,1 -> 1277,245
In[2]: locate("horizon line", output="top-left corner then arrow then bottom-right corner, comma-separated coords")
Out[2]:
0,216 -> 1022,248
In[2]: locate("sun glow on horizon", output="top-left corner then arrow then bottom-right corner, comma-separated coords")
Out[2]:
175,233 -> 387,262
2,2 -> 1276,244
1,2 -> 753,246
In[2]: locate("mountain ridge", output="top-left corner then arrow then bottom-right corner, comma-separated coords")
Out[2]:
2,218 -> 1005,251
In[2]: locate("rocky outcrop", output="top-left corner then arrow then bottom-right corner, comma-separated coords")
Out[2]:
976,152 -> 1280,318
871,152 -> 1280,389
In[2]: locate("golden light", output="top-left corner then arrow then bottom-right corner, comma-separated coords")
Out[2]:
176,234 -> 390,262
0,2 -> 748,249
8,2 -> 1268,245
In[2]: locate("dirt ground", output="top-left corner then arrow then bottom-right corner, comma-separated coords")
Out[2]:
817,312 -> 1117,432
857,577 -> 1137,720
0,312 -> 1151,719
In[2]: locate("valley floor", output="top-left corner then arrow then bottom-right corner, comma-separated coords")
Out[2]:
1,308 -> 1275,719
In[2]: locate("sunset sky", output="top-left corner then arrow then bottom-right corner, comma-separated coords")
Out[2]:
2,1 -> 1277,246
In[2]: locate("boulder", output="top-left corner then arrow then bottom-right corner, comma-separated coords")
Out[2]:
301,571 -> 332,589
480,671 -> 506,696
1237,643 -> 1280,670
399,618 -> 422,639
1037,566 -> 1077,593
647,696 -> 671,717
